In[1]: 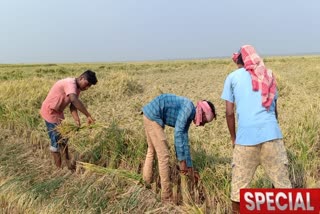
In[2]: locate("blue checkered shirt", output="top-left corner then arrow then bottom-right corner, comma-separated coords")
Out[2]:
142,94 -> 196,167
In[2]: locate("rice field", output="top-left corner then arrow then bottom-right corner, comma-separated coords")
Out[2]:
0,56 -> 319,213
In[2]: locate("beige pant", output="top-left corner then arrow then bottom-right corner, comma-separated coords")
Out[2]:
143,116 -> 172,201
231,139 -> 292,202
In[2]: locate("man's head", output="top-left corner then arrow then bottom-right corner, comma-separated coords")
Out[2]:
233,45 -> 264,69
77,70 -> 98,91
194,100 -> 216,126
232,52 -> 244,68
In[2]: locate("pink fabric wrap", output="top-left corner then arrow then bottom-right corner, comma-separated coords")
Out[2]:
194,101 -> 215,126
233,45 -> 276,109
232,52 -> 240,63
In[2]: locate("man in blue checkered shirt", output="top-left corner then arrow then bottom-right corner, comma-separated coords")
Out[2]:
142,93 -> 216,203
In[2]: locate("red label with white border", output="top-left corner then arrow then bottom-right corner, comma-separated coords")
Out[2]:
240,188 -> 320,213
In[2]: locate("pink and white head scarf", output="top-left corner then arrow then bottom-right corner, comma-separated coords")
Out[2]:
194,101 -> 215,126
233,45 -> 276,109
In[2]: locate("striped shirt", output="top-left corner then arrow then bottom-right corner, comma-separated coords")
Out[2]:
142,94 -> 196,167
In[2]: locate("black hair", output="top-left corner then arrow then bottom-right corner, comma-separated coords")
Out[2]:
81,70 -> 98,85
204,100 -> 217,119
237,54 -> 244,66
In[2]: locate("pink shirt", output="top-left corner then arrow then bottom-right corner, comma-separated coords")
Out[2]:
40,78 -> 80,123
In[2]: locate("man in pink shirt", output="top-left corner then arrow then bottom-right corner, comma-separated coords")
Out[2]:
40,70 -> 97,169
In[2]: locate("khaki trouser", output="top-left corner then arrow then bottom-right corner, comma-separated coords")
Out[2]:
143,116 -> 172,201
231,139 -> 292,202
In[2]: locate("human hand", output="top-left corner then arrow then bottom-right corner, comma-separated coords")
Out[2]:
179,160 -> 188,174
231,139 -> 236,148
188,168 -> 200,184
193,170 -> 200,184
87,116 -> 95,125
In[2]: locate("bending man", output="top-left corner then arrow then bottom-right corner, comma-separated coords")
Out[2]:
142,93 -> 216,203
40,70 -> 97,169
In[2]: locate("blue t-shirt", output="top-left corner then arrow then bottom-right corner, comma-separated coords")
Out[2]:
142,94 -> 196,167
221,68 -> 282,146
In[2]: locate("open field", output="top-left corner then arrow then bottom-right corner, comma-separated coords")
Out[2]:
0,56 -> 320,213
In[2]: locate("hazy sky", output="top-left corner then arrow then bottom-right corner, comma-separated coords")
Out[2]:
0,0 -> 319,63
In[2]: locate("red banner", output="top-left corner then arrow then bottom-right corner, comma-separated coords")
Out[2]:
240,189 -> 320,213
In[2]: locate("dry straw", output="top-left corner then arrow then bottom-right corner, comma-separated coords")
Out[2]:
1,57 -> 319,213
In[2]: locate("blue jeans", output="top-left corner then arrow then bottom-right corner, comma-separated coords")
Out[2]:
45,121 -> 68,152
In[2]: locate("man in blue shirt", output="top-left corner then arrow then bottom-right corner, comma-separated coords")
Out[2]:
142,93 -> 216,203
221,45 -> 291,213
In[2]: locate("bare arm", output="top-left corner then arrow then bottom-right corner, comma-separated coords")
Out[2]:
226,101 -> 236,146
69,93 -> 94,124
70,103 -> 80,126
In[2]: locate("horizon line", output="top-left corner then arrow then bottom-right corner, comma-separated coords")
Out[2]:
1,52 -> 319,65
